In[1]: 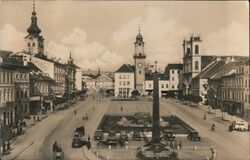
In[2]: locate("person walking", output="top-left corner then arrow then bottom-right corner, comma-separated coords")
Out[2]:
179,141 -> 182,150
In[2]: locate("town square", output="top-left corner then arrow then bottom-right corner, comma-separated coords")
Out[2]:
0,1 -> 249,160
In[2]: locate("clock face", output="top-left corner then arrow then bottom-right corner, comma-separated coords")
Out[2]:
138,63 -> 142,67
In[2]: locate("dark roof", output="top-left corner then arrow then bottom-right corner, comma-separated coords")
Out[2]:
0,50 -> 13,57
194,60 -> 225,79
165,64 -> 183,70
145,72 -> 168,81
30,71 -> 54,82
211,61 -> 241,80
115,64 -> 134,73
201,56 -> 217,70
0,54 -> 30,70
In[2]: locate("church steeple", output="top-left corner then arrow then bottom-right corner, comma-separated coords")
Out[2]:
68,51 -> 74,64
27,1 -> 41,36
25,0 -> 44,56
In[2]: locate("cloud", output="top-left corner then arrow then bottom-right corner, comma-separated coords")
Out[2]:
0,23 -> 26,52
111,7 -> 191,67
46,28 -> 123,71
203,21 -> 249,56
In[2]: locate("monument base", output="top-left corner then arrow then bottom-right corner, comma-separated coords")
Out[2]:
137,142 -> 178,160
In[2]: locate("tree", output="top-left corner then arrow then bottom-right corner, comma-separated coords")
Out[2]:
192,95 -> 203,104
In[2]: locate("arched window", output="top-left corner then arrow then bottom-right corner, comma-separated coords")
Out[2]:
195,45 -> 199,54
195,61 -> 199,70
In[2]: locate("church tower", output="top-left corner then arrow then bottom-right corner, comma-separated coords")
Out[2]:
133,29 -> 146,94
25,1 -> 45,57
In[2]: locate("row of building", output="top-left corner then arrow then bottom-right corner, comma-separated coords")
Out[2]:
113,31 -> 249,118
0,2 -> 82,136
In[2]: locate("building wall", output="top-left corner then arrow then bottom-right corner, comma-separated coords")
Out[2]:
145,80 -> 169,97
134,58 -> 146,92
169,69 -> 181,90
75,68 -> 82,91
115,72 -> 134,97
0,69 -> 15,126
53,64 -> 66,96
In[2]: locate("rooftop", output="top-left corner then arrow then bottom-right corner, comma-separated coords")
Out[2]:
115,64 -> 134,73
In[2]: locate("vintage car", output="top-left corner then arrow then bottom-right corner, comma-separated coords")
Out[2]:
119,131 -> 128,141
163,129 -> 175,141
94,130 -> 103,141
187,131 -> 201,141
133,131 -> 142,141
106,131 -> 118,145
231,120 -> 248,131
74,126 -> 85,137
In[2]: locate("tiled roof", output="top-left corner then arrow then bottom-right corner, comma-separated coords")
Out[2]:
145,72 -> 168,81
201,56 -> 217,70
211,61 -> 240,80
115,64 -> 134,73
30,71 -> 54,82
165,64 -> 183,70
194,60 -> 225,79
27,62 -> 42,72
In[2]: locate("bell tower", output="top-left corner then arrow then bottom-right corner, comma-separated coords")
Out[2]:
133,29 -> 146,94
25,1 -> 45,57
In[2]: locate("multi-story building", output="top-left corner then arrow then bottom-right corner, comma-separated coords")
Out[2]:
220,61 -> 249,117
165,64 -> 183,97
96,75 -> 114,90
114,64 -> 135,97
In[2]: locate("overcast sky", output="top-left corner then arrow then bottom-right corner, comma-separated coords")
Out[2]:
0,1 -> 248,71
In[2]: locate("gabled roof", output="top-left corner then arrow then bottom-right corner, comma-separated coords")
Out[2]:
115,64 -> 134,73
145,72 -> 168,81
194,60 -> 225,79
30,71 -> 54,82
211,61 -> 240,80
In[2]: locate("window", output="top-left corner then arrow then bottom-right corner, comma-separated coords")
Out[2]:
149,84 -> 152,88
172,77 -> 174,81
21,90 -> 23,98
139,70 -> 142,74
123,75 -> 126,79
195,45 -> 199,54
127,75 -> 130,79
32,43 -> 35,47
166,84 -> 168,88
25,90 -> 28,98
172,70 -> 174,74
187,48 -> 191,55
28,43 -> 30,47
16,91 -> 19,98
177,70 -> 180,74
195,61 -> 199,70
119,75 -> 122,79
123,81 -> 126,85
162,84 -> 164,88
127,81 -> 130,85
172,85 -> 174,89
24,74 -> 27,80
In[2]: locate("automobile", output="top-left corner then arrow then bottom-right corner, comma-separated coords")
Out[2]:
187,131 -> 201,141
232,120 -> 248,131
94,130 -> 103,141
53,147 -> 64,160
106,131 -> 118,145
163,129 -> 175,141
133,131 -> 142,141
74,126 -> 85,137
72,137 -> 83,148
119,131 -> 128,141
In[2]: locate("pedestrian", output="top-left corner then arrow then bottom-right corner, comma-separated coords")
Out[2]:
179,141 -> 182,150
120,106 -> 123,111
74,109 -> 76,115
53,141 -> 58,152
170,141 -> 173,149
88,135 -> 90,142
174,141 -> 178,149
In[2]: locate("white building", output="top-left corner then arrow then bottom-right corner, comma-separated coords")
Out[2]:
96,75 -> 114,90
114,64 -> 135,97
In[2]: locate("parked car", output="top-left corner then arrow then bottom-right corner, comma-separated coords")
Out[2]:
106,131 -> 118,145
187,131 -> 201,141
74,126 -> 85,137
72,137 -> 83,148
133,131 -> 142,141
163,129 -> 175,141
94,130 -> 103,141
119,131 -> 128,141
232,120 -> 248,131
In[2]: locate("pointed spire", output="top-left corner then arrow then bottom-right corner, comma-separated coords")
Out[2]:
69,51 -> 72,59
27,0 -> 41,36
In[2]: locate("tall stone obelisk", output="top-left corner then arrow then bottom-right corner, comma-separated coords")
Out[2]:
152,69 -> 161,146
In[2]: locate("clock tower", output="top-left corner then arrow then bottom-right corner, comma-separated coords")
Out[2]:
133,30 -> 146,94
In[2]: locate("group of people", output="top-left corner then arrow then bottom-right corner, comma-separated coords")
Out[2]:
169,140 -> 182,150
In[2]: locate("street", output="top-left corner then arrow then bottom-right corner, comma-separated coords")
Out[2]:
3,97 -> 249,160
